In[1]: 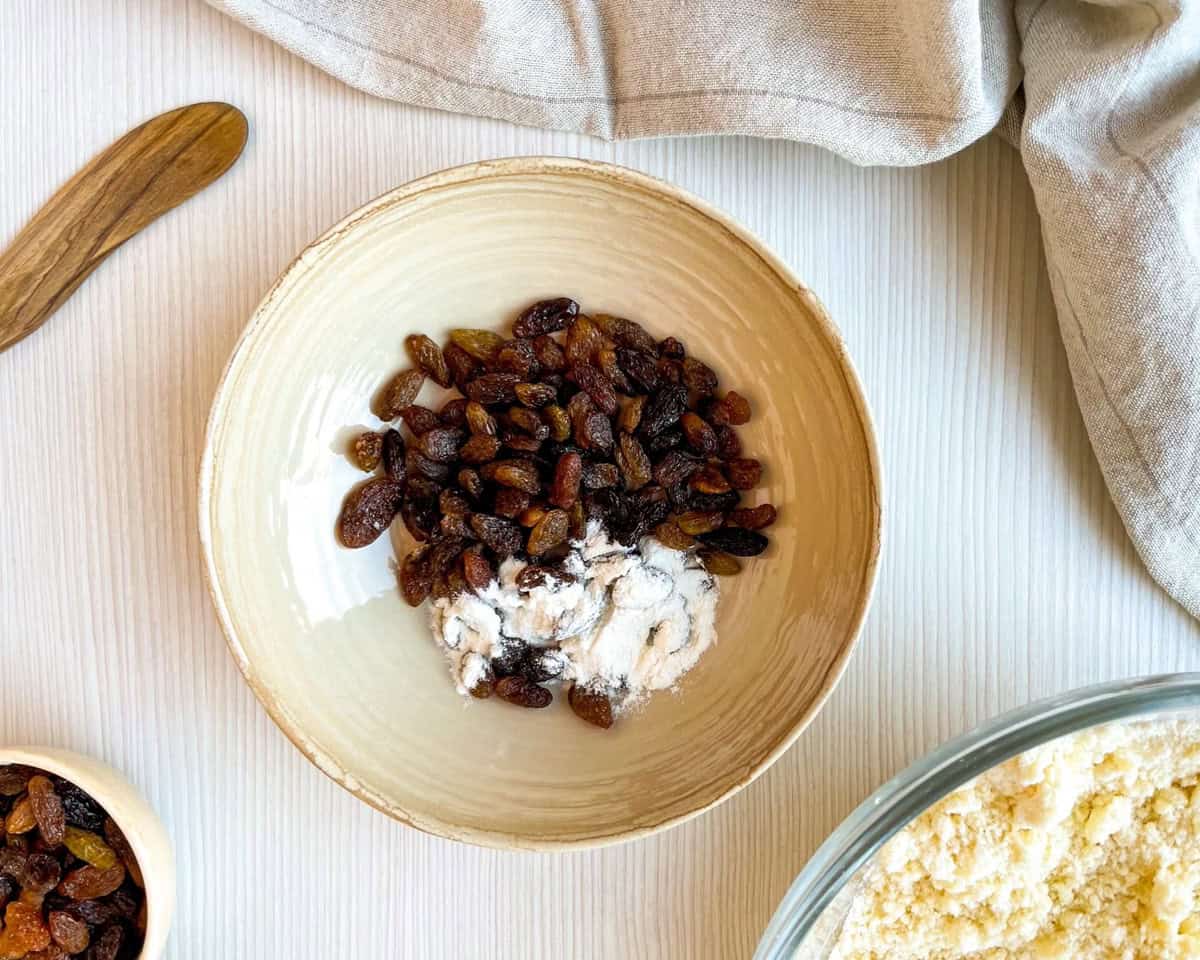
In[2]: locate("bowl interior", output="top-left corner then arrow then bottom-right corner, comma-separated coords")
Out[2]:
202,159 -> 880,848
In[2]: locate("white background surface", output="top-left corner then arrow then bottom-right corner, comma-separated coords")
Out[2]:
1,1 -> 1197,957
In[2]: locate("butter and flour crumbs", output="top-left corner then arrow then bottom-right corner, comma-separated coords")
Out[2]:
829,718 -> 1200,960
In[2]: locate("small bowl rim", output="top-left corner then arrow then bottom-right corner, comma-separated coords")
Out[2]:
0,746 -> 174,957
198,155 -> 884,851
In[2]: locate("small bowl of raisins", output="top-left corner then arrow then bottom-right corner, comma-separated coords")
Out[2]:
0,749 -> 174,958
201,157 -> 882,849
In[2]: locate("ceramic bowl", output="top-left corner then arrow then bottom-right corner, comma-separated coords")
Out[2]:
0,747 -> 175,956
200,157 -> 881,849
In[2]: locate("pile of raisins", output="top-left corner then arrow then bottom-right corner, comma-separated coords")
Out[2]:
0,766 -> 145,959
338,298 -> 779,722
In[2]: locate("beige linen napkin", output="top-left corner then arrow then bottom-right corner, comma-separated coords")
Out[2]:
208,0 -> 1200,618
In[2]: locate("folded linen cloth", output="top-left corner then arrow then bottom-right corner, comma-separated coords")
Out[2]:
208,0 -> 1200,618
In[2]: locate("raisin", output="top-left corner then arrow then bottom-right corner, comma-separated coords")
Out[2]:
715,424 -> 742,460
597,348 -> 633,394
653,521 -> 696,551
527,509 -> 568,556
580,412 -> 613,453
461,546 -> 494,592
438,489 -> 470,518
581,462 -> 619,490
690,464 -> 731,494
568,685 -> 614,729
0,850 -> 24,880
565,315 -> 604,365
617,396 -> 645,434
569,362 -> 618,415
377,369 -> 424,420
405,450 -> 450,484
400,496 -> 438,543
439,514 -> 472,539
465,373 -> 520,405
710,390 -> 751,426
543,404 -> 570,442
417,428 -> 465,462
469,515 -> 523,556
652,450 -> 702,487
515,567 -> 548,592
593,313 -> 657,354
459,434 -> 501,464
681,357 -> 718,397
57,863 -> 124,900
508,407 -> 549,440
494,677 -> 552,709
698,548 -> 741,576
469,680 -> 493,699
686,489 -> 740,513
496,338 -> 537,379
729,504 -> 777,529
0,902 -> 50,956
698,528 -> 768,556
450,329 -> 505,365
48,912 -> 88,954
405,334 -> 452,388
615,434 -> 652,490
399,548 -> 433,606
21,854 -> 60,896
657,358 -> 683,384
337,477 -> 403,548
675,510 -> 725,535
381,428 -> 405,480
431,565 -> 467,602
399,404 -> 441,435
646,426 -> 684,454
0,877 -> 13,911
658,336 -> 686,359
514,297 -> 578,338
439,398 -> 469,427
502,433 -> 543,454
457,468 -> 485,502
484,460 -> 541,495
514,382 -> 556,408
519,505 -> 548,528
615,348 -> 659,393
568,500 -> 587,540
532,335 -> 567,373
427,537 -> 466,578
351,431 -> 383,471
6,798 -> 35,835
726,458 -> 762,489
84,925 -> 121,960
680,412 -> 718,456
100,820 -> 142,890
638,384 -> 687,438
493,488 -> 531,519
549,452 -> 582,508
0,770 -> 30,799
444,342 -> 482,388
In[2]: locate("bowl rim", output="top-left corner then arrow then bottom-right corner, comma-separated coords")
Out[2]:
198,155 -> 884,851
754,671 -> 1200,959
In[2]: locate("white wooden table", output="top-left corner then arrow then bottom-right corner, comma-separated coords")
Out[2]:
2,2 -> 1197,956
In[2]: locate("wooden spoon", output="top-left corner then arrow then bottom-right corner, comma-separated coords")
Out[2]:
0,102 -> 248,353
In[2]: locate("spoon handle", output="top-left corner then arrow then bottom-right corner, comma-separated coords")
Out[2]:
0,102 -> 247,353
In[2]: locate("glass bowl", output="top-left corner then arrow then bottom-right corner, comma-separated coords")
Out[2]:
755,672 -> 1200,960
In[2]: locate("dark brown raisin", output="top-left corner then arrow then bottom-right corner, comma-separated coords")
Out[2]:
618,395 -> 645,434
405,334 -> 452,388
715,424 -> 742,459
593,313 -> 657,353
48,911 -> 89,954
569,362 -> 618,415
508,406 -> 549,440
658,336 -> 686,359
459,434 -> 502,464
565,315 -> 604,365
55,786 -> 103,832
698,548 -> 741,576
597,348 -> 633,394
465,373 -> 520,405
527,509 -> 569,556
578,462 -> 616,490
726,458 -> 762,489
337,477 -> 403,548
496,338 -> 537,379
494,676 -> 552,709
399,404 -> 441,435
406,448 -> 451,483
439,489 -> 471,518
399,548 -> 433,606
675,510 -> 725,535
514,382 -> 557,408
439,514 -> 472,539
381,428 -> 406,479
21,853 -> 60,895
698,528 -> 768,556
639,384 -> 687,438
503,433 -> 544,454
57,863 -> 124,900
532,335 -> 567,373
615,348 -> 660,393
444,342 -> 482,388
85,924 -> 122,960
652,449 -> 702,487
680,412 -> 718,456
0,769 -> 31,798
351,431 -> 383,471
515,567 -> 548,592
543,404 -> 571,442
568,685 -> 614,728
469,515 -> 524,556
647,426 -> 684,454
458,468 -> 485,502
417,428 -> 465,462
653,521 -> 696,550
615,434 -> 652,490
687,489 -> 741,513
450,329 -> 505,365
681,357 -> 718,397
377,369 -> 424,419
710,390 -> 751,425
729,504 -> 777,530
483,460 -> 541,495
514,297 -> 578,338
27,777 -> 64,847
400,497 -> 438,542
580,412 -> 613,453
657,357 -> 683,384
550,452 -> 583,508
493,488 -> 532,519
439,398 -> 469,427
517,648 -> 564,683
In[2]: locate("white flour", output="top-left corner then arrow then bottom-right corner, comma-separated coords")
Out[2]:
428,521 -> 719,705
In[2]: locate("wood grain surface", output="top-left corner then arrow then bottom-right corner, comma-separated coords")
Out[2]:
1,1 -> 1196,957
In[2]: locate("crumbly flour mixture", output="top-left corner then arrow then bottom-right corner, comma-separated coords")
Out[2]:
828,718 -> 1200,960
429,521 -> 719,703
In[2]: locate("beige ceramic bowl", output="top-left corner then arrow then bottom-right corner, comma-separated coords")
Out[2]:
0,747 -> 175,956
200,157 -> 881,850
